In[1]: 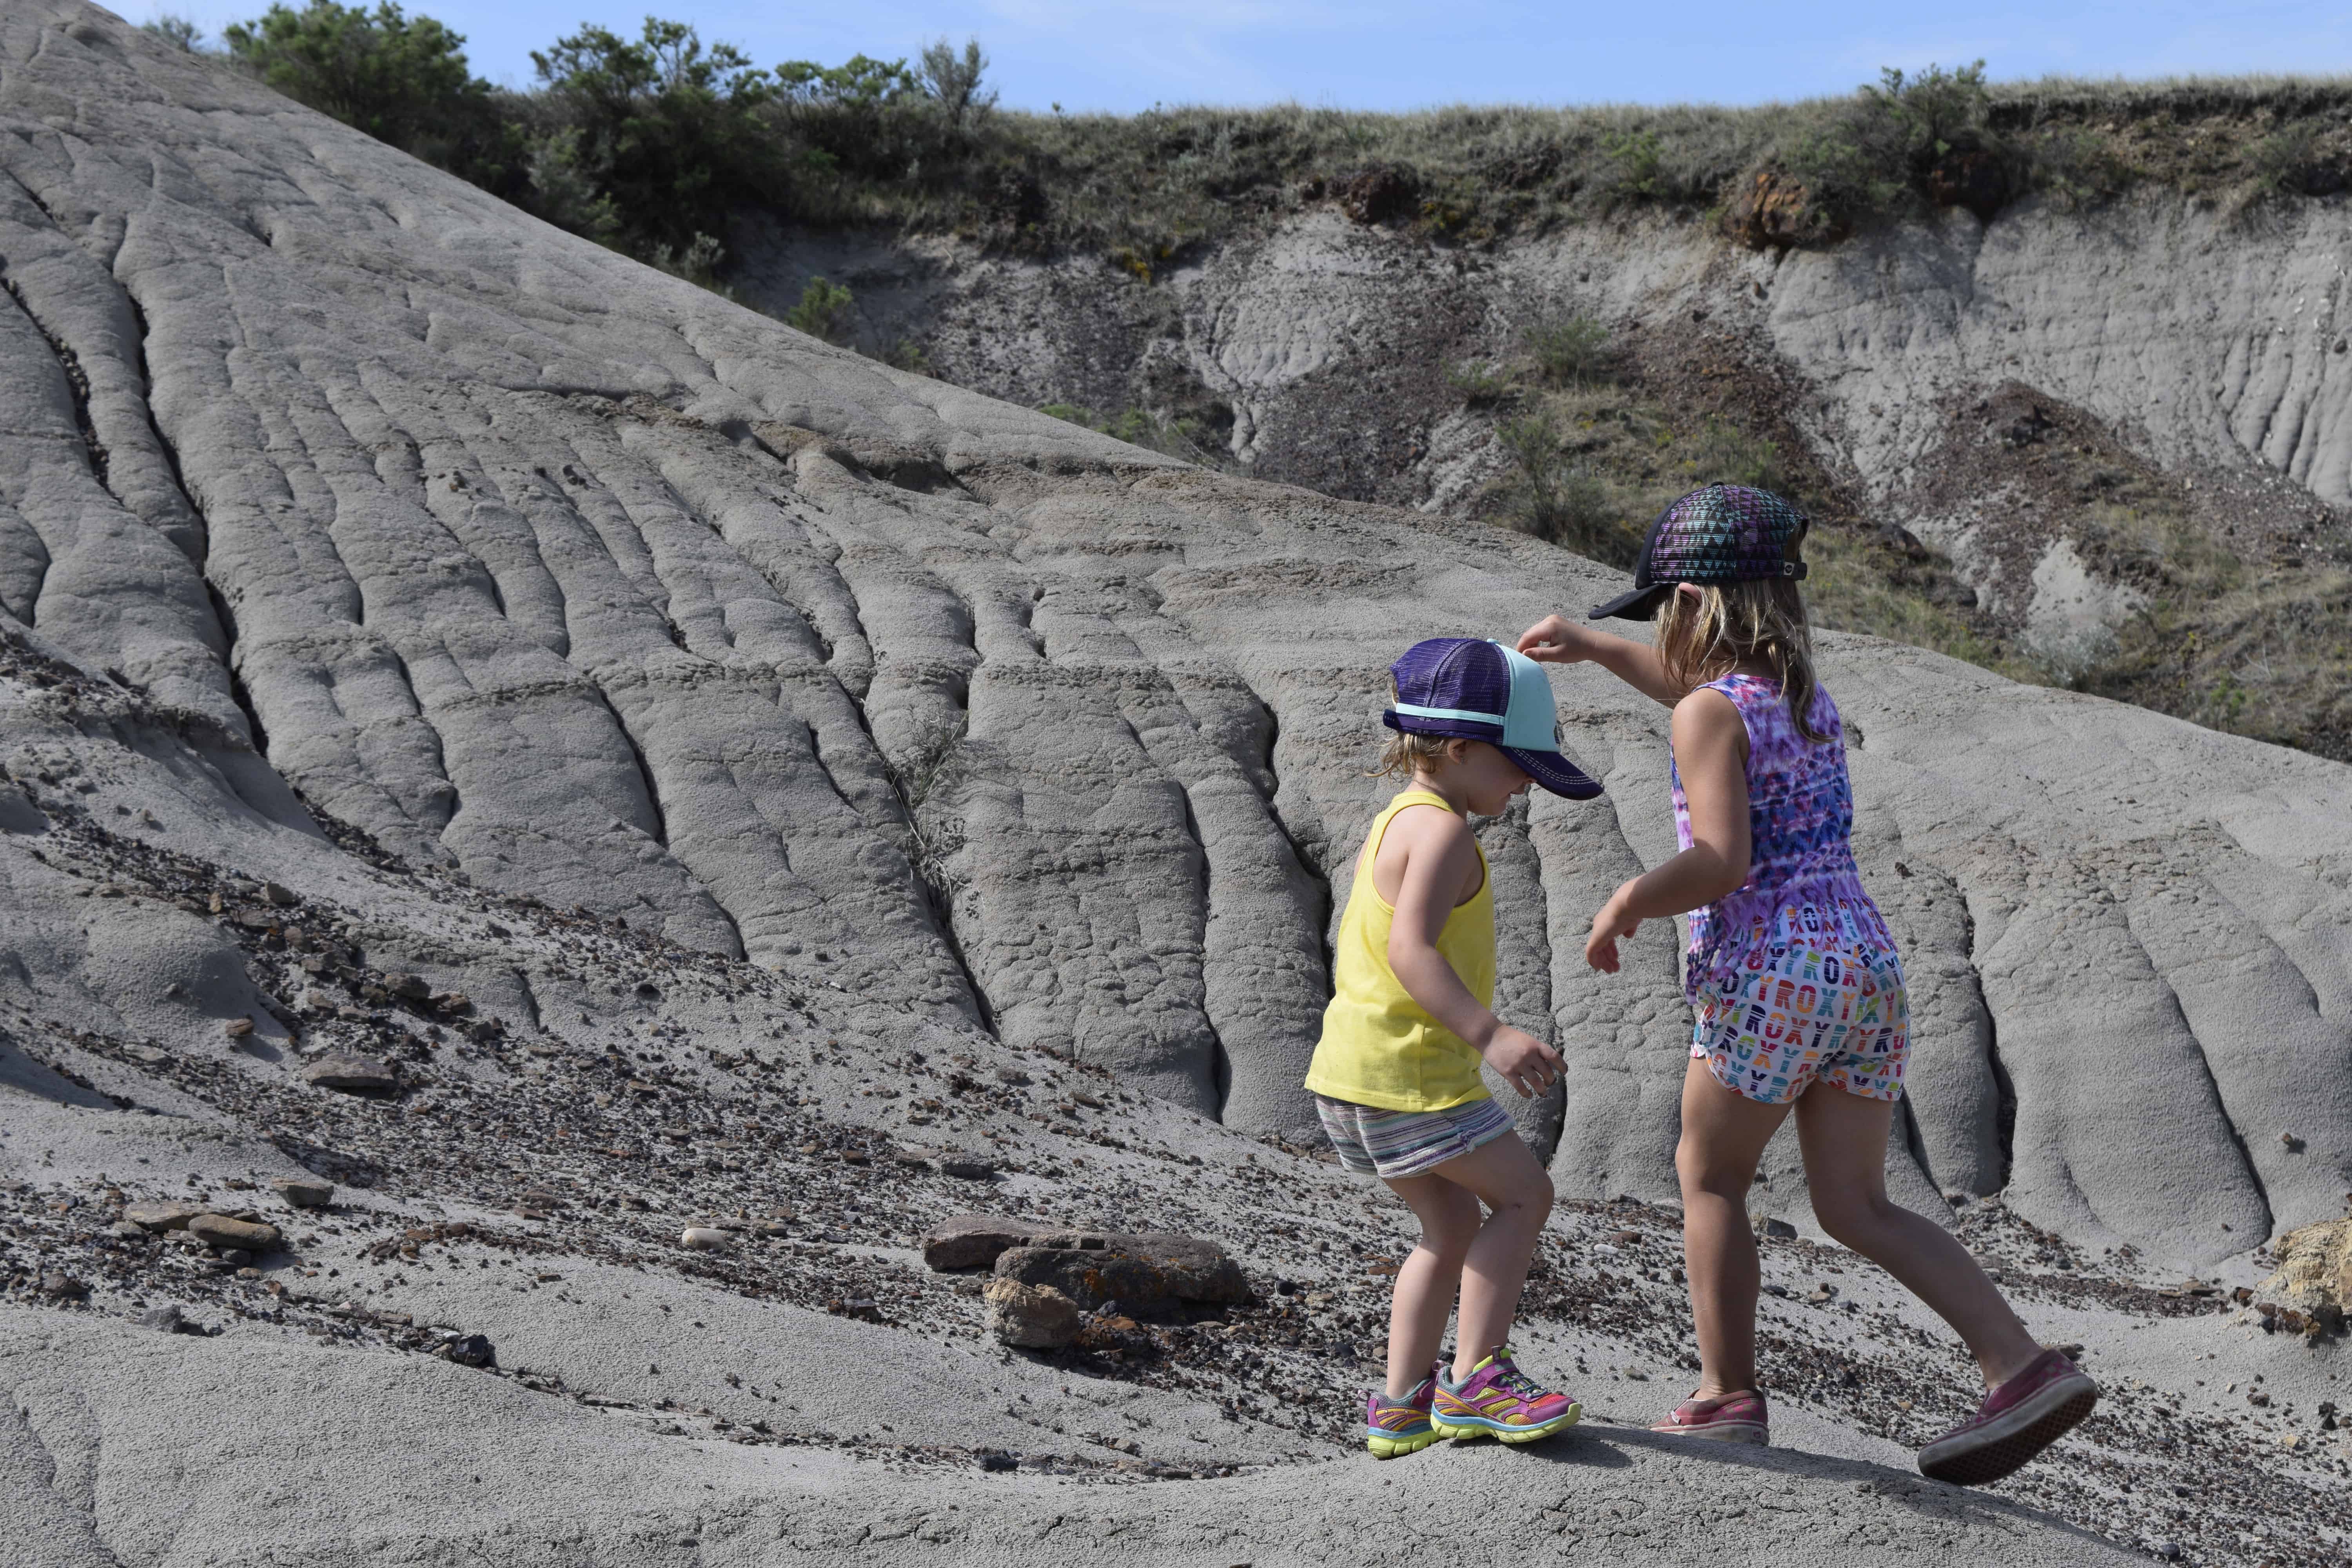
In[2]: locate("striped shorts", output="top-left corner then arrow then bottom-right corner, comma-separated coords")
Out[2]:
1314,1094 -> 1515,1180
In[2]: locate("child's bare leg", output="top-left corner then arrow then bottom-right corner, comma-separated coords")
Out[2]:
1416,1132 -> 1554,1378
1676,1059 -> 1793,1399
1795,1085 -> 2042,1388
1379,1174 -> 1482,1398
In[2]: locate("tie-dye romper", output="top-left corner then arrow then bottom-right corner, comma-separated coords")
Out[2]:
1672,673 -> 1907,1104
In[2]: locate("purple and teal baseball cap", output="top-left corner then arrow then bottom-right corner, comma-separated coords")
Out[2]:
1383,637 -> 1603,800
1588,482 -> 1810,621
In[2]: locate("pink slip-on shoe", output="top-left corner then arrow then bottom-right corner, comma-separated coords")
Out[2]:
1650,1390 -> 1768,1444
1917,1348 -> 2099,1486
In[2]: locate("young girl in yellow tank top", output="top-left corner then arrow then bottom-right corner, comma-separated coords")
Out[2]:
1303,636 -> 1604,1458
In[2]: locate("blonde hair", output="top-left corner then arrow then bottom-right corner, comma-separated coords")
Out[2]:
1374,728 -> 1466,782
1373,676 -> 1472,780
1654,573 -> 1830,744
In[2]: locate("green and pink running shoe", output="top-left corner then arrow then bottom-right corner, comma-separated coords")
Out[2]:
1431,1347 -> 1581,1444
1364,1362 -> 1444,1459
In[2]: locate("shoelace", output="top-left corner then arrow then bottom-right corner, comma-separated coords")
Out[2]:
1488,1358 -> 1550,1402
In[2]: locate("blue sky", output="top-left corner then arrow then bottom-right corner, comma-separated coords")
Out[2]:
136,1 -> 2352,112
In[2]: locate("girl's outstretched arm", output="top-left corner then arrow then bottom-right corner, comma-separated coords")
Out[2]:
1515,614 -> 1680,704
1585,688 -> 1752,972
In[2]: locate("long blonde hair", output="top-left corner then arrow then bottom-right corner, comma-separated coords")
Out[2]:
1654,574 -> 1829,745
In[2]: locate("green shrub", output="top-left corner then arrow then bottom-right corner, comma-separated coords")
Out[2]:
1778,61 -> 1995,226
1039,403 -> 1224,465
917,38 -> 995,135
1675,418 -> 1784,492
1523,314 -> 1612,390
530,19 -> 782,258
1446,359 -> 1514,405
784,277 -> 856,343
1495,412 -> 1636,561
142,13 -> 205,50
223,2 -> 525,196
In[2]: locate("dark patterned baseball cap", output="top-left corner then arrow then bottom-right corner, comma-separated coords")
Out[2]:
1383,637 -> 1603,800
1587,483 -> 1810,621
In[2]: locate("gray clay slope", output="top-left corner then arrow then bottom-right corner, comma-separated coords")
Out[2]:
0,8 -> 2337,1564
0,2 -> 2344,1265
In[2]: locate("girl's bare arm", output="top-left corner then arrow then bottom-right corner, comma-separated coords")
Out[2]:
1585,689 -> 1753,971
1383,808 -> 1563,1096
1516,614 -> 1680,706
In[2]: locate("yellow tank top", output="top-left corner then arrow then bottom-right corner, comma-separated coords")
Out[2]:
1303,790 -> 1496,1112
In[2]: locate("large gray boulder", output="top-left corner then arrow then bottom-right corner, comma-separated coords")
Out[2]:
0,1 -> 2339,1278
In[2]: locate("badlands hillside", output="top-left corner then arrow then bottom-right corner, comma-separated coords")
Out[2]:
0,6 -> 2346,1564
742,91 -> 2352,763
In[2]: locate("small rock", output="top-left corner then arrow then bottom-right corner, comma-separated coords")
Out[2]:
978,1450 -> 1018,1472
37,1271 -> 87,1300
995,1232 -> 1250,1312
434,1332 -> 496,1367
300,1053 -> 398,1094
984,1278 -> 1082,1348
922,1214 -> 1050,1271
223,1018 -> 255,1040
269,1176 -> 335,1209
2283,1131 -> 2305,1151
1753,1216 -> 1798,1240
123,1200 -> 203,1233
261,881 -> 297,906
136,1304 -> 183,1332
2151,1542 -> 2180,1562
942,1158 -> 996,1181
109,1220 -> 146,1240
680,1227 -> 732,1252
385,973 -> 430,1000
187,1214 -> 283,1252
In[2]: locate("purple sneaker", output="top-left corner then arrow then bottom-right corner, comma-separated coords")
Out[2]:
1918,1348 -> 2099,1486
1650,1390 -> 1769,1444
1363,1361 -> 1443,1459
1430,1347 -> 1581,1444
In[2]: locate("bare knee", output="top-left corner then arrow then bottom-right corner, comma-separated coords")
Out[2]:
1676,1138 -> 1753,1204
1490,1167 -> 1553,1225
1413,1223 -> 1476,1269
1812,1189 -> 1899,1249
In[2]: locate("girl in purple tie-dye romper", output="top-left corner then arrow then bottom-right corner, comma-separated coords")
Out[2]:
1517,483 -> 2098,1488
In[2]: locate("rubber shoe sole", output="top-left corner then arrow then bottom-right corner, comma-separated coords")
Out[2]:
1650,1417 -> 1768,1445
1366,1426 -> 1441,1459
1431,1402 -> 1582,1445
1918,1379 -> 2098,1487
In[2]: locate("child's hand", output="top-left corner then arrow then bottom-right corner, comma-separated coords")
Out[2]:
1481,1025 -> 1564,1098
1515,615 -> 1598,664
1584,886 -> 1643,973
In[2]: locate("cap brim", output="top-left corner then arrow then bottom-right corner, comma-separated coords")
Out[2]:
1501,746 -> 1604,800
1587,583 -> 1671,622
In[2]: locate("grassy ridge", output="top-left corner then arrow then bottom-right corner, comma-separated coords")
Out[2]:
798,70 -> 2352,261
176,11 -> 2352,267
